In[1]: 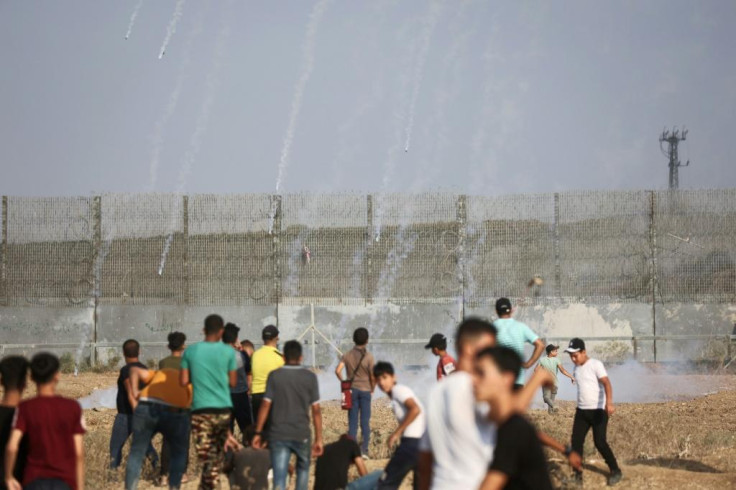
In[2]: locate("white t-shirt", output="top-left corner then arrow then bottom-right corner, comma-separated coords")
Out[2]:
390,384 -> 426,439
419,371 -> 496,490
574,358 -> 608,409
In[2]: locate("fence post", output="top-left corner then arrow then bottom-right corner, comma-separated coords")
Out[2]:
365,195 -> 374,304
272,195 -> 282,325
649,191 -> 658,363
1,196 -> 7,306
457,195 -> 467,319
182,195 -> 189,306
554,193 -> 561,298
632,337 -> 638,361
91,196 -> 102,367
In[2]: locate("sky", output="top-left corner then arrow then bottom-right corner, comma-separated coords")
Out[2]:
1,0 -> 734,198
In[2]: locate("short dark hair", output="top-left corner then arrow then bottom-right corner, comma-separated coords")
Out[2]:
0,356 -> 29,391
283,340 -> 302,362
204,314 -> 225,335
240,339 -> 254,350
222,323 -> 240,344
353,327 -> 369,346
123,339 -> 140,358
30,352 -> 60,384
476,346 -> 522,380
455,318 -> 497,351
167,332 -> 186,352
373,361 -> 394,378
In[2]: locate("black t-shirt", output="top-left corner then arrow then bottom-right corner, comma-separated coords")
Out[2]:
228,447 -> 271,490
314,436 -> 362,490
488,414 -> 553,490
116,362 -> 146,414
0,406 -> 27,488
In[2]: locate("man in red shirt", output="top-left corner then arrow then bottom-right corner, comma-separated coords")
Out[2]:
4,353 -> 85,490
424,334 -> 456,381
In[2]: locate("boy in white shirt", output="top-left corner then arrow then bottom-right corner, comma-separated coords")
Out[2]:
374,361 -> 426,490
565,338 -> 622,486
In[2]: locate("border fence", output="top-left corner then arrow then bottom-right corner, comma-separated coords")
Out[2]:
1,189 -> 735,365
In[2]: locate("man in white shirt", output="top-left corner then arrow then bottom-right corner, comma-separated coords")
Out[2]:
565,337 -> 622,486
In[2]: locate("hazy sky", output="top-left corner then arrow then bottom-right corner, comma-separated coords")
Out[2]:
1,0 -> 734,197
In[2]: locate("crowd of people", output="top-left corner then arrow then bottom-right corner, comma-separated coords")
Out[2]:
0,297 -> 623,490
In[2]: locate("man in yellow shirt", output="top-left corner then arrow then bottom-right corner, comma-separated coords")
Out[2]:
250,325 -> 284,439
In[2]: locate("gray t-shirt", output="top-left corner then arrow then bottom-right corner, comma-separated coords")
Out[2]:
263,365 -> 320,442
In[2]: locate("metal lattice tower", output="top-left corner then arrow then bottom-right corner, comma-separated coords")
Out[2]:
659,127 -> 690,190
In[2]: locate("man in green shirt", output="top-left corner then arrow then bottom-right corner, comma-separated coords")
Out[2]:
535,344 -> 575,413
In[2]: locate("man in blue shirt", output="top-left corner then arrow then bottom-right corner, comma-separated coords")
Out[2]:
493,297 -> 545,390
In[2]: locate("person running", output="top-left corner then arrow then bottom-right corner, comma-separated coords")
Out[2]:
374,362 -> 426,490
125,331 -> 193,490
180,314 -> 238,490
493,298 -> 545,390
424,334 -> 456,381
475,347 -> 553,490
535,344 -> 575,413
5,353 -> 85,490
313,434 -> 375,490
565,338 -> 623,486
109,339 -> 158,472
252,340 -> 323,490
222,323 -> 253,443
157,332 -> 190,487
0,356 -> 29,489
250,325 -> 284,439
335,327 -> 375,457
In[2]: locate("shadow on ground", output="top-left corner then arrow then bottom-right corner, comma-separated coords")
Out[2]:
627,458 -> 723,473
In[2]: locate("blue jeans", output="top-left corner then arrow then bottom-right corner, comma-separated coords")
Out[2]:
125,403 -> 190,490
269,439 -> 310,490
348,389 -> 372,454
378,437 -> 420,490
348,470 -> 382,490
110,413 -> 158,469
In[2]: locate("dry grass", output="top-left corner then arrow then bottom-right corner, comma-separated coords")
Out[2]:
49,372 -> 736,489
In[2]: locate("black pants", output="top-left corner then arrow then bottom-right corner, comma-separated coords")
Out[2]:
571,408 -> 620,473
251,393 -> 271,438
378,437 -> 420,490
230,391 -> 253,443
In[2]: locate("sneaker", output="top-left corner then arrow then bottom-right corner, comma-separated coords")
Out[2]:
607,470 -> 623,486
362,453 -> 371,461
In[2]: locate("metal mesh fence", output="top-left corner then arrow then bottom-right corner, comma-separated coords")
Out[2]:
1,190 -> 735,307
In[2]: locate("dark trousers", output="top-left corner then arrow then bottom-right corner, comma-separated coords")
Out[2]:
25,480 -> 71,490
251,393 -> 270,438
348,389 -> 372,454
160,437 -> 190,478
230,391 -> 253,443
571,408 -> 620,473
109,413 -> 159,469
378,437 -> 420,490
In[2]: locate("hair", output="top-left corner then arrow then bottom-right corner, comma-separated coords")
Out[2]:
283,340 -> 302,362
373,361 -> 394,378
122,339 -> 140,358
476,346 -> 522,380
222,323 -> 240,345
30,352 -> 60,385
167,332 -> 186,352
0,356 -> 29,391
433,337 -> 447,351
240,339 -> 254,350
455,318 -> 497,352
204,314 -> 225,335
353,327 -> 369,346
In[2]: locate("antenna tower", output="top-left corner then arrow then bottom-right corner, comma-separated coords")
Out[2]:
659,127 -> 690,190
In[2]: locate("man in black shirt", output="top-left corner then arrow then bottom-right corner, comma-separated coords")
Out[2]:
109,339 -> 158,471
314,434 -> 376,490
0,356 -> 29,489
474,346 -> 553,490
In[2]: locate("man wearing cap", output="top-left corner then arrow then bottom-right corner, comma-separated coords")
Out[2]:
565,338 -> 622,486
493,297 -> 545,390
250,325 -> 284,439
424,334 -> 456,381
535,344 -> 575,413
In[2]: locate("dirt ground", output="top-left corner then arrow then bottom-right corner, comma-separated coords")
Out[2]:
59,372 -> 736,489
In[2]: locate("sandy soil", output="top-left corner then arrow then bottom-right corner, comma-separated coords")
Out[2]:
56,372 -> 736,489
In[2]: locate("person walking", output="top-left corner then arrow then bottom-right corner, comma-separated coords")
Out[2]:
493,298 -> 545,390
335,327 -> 375,457
535,344 -> 575,413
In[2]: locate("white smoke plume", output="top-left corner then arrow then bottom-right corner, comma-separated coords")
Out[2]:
158,0 -> 187,59
124,0 -> 145,40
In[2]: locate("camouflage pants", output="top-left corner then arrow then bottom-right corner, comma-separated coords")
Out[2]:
191,412 -> 231,490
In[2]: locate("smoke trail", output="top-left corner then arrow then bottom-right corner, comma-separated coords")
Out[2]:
274,0 -> 333,194
124,0 -> 145,40
158,0 -> 187,59
403,0 -> 443,153
159,10 -> 230,274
